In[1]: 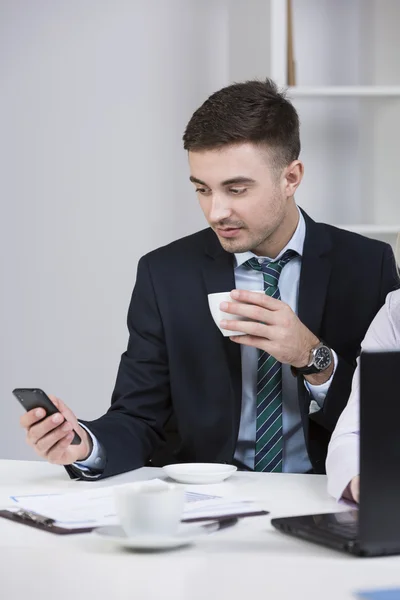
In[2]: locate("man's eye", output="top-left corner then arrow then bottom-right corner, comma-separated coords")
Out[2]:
230,188 -> 247,195
195,187 -> 210,194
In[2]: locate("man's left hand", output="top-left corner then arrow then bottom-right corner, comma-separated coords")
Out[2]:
220,289 -> 319,368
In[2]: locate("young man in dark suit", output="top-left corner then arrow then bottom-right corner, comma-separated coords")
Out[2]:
20,79 -> 399,479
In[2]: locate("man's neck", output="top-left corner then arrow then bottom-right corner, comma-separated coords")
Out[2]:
253,203 -> 300,258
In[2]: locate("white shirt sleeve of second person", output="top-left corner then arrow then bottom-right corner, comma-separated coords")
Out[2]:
326,290 -> 400,500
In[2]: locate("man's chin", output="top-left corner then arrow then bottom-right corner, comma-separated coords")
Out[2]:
217,236 -> 252,254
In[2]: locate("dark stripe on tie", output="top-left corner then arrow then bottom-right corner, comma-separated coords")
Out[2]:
257,362 -> 280,392
256,404 -> 281,439
256,433 -> 283,468
256,423 -> 282,456
262,450 -> 283,472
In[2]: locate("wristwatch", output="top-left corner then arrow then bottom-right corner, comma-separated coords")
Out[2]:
291,340 -> 332,376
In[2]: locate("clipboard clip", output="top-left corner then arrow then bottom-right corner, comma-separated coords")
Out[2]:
15,508 -> 55,527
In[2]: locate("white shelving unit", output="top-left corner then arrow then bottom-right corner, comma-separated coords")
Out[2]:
268,0 -> 400,253
288,86 -> 400,97
338,225 -> 400,235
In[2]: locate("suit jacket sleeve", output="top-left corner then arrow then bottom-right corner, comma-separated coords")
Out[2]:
310,243 -> 399,433
66,255 -> 172,480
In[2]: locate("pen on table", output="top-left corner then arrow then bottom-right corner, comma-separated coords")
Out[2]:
201,517 -> 239,533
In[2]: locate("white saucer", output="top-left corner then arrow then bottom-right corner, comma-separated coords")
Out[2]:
162,463 -> 237,484
93,524 -> 206,551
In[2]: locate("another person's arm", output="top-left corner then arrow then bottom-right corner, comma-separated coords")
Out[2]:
325,369 -> 360,501
326,289 -> 400,501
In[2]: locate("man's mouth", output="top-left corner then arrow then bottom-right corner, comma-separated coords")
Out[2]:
216,226 -> 242,238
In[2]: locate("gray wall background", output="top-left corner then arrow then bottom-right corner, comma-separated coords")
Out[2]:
0,0 -> 270,459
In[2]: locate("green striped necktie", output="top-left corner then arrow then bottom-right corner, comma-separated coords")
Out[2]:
244,249 -> 298,472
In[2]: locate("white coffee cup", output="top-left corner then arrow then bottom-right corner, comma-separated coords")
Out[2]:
208,290 -> 264,337
113,480 -> 185,538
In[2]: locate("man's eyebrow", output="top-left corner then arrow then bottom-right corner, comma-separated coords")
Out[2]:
189,176 -> 208,186
221,177 -> 256,186
189,176 -> 256,186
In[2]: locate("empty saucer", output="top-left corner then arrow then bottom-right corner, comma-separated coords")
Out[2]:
162,463 -> 237,484
93,524 -> 206,551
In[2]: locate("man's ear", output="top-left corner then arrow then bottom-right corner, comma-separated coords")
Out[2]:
284,160 -> 304,197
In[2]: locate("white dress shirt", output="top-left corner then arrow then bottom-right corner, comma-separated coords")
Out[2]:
76,208 -> 337,474
234,208 -> 336,472
326,289 -> 400,500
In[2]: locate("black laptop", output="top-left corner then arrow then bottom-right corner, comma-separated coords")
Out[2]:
271,351 -> 400,557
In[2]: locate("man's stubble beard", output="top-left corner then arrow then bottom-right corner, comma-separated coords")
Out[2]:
217,228 -> 272,254
213,188 -> 285,254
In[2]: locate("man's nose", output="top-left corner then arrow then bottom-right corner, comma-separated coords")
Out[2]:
208,193 -> 232,223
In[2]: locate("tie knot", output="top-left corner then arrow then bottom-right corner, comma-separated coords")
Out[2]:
244,249 -> 298,290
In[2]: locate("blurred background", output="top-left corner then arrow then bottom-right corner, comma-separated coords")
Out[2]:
1,0 -> 399,459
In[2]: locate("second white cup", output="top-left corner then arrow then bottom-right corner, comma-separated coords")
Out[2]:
113,480 -> 185,538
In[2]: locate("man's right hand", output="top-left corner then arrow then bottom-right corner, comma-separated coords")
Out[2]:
20,395 -> 92,465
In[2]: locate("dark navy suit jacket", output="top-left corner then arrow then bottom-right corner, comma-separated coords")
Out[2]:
66,210 -> 399,479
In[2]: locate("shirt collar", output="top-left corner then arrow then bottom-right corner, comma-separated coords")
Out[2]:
234,206 -> 305,269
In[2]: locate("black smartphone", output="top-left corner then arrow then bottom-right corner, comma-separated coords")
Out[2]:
12,388 -> 81,445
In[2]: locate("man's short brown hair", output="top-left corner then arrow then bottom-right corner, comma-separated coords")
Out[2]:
183,78 -> 300,170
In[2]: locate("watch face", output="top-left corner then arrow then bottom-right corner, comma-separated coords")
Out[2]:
314,346 -> 332,370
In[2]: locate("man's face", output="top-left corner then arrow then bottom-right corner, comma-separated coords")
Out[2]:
188,143 -> 299,256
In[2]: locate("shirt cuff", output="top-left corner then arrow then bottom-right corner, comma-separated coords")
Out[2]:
304,349 -> 338,408
73,422 -> 106,474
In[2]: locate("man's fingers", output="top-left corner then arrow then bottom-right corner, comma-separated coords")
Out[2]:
229,334 -> 283,360
20,396 -> 73,433
220,301 -> 276,324
46,434 -> 75,464
48,395 -> 62,410
35,422 -> 73,455
230,333 -> 276,351
19,394 -> 82,464
49,395 -> 69,417
350,475 -> 360,504
49,395 -> 79,428
221,318 -> 273,339
20,408 -> 46,429
230,289 -> 282,309
26,413 -> 65,445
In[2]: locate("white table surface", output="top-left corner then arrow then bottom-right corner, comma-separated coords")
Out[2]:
0,459 -> 399,600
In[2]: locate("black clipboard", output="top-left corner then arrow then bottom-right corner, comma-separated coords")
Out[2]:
0,509 -> 94,535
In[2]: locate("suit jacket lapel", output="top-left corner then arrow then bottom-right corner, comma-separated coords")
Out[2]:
298,210 -> 333,336
202,230 -> 242,447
